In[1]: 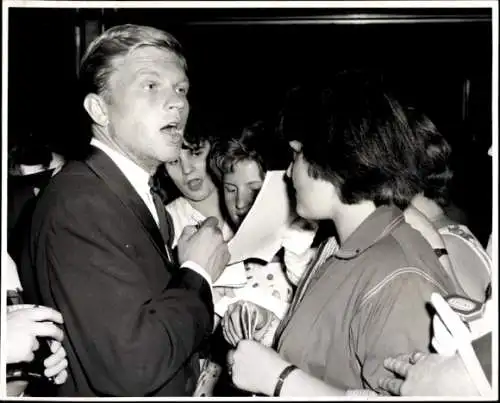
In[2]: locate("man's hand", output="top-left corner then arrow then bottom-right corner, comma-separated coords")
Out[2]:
7,305 -> 64,364
177,216 -> 230,281
379,351 -> 480,396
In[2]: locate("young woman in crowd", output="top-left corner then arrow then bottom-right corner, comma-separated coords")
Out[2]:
407,108 -> 491,302
276,84 -> 454,280
221,71 -> 457,396
153,118 -> 233,247
209,120 -> 317,302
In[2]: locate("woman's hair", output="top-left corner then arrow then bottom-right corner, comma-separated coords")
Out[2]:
405,107 -> 453,206
277,84 -> 324,145
151,116 -> 216,204
209,120 -> 291,181
281,70 -> 425,211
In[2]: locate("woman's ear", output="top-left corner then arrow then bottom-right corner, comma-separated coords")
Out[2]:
83,93 -> 108,127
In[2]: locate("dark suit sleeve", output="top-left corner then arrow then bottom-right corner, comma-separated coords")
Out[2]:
37,193 -> 213,396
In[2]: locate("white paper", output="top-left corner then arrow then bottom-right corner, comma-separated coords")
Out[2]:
213,261 -> 247,288
227,170 -> 293,264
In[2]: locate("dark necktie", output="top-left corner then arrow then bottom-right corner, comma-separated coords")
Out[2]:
149,181 -> 174,262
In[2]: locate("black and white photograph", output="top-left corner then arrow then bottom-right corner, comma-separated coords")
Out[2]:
1,0 -> 497,398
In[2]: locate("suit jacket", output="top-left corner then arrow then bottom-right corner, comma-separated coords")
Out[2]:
20,147 -> 213,396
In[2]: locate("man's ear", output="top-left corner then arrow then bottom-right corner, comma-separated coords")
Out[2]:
83,93 -> 108,127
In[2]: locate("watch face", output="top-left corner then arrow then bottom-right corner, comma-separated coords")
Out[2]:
445,294 -> 484,321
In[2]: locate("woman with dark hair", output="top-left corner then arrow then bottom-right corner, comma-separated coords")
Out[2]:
277,83 -> 453,282
407,109 -> 491,302
152,117 -> 233,248
221,71 -> 456,396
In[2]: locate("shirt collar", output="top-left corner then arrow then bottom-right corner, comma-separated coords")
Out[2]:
90,138 -> 152,197
18,164 -> 47,176
334,205 -> 405,260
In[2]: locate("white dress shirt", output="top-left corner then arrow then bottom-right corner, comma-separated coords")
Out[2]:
166,196 -> 234,248
90,138 -> 213,290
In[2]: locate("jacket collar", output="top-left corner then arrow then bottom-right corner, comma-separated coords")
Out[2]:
84,146 -> 170,265
334,205 -> 405,260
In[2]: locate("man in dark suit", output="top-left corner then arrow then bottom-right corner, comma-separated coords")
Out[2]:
20,24 -> 230,396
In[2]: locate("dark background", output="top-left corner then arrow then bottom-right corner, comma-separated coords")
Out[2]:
7,6 -> 494,244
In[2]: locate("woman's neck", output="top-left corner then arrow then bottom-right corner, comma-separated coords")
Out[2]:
332,200 -> 377,244
411,193 -> 444,223
188,189 -> 224,223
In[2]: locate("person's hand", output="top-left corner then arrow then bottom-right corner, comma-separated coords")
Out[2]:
221,301 -> 275,346
226,340 -> 289,396
7,305 -> 64,364
379,351 -> 480,396
44,340 -> 68,385
177,216 -> 230,281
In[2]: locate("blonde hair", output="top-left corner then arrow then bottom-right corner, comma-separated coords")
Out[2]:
79,24 -> 186,101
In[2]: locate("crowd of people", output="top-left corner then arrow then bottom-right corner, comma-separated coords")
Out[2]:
3,24 -> 493,398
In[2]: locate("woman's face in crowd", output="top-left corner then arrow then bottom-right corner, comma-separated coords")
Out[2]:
165,140 -> 216,202
286,140 -> 337,220
223,159 -> 264,228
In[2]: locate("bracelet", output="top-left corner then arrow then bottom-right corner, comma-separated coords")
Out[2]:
273,364 -> 297,397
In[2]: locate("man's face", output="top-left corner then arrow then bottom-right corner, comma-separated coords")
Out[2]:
105,46 -> 189,171
165,141 -> 216,202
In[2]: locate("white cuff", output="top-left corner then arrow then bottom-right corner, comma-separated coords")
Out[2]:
181,261 -> 213,299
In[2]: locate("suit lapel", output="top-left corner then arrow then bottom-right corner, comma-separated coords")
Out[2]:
84,147 -> 171,266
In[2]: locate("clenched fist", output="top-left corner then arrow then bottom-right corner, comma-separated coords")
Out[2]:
177,216 -> 230,282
